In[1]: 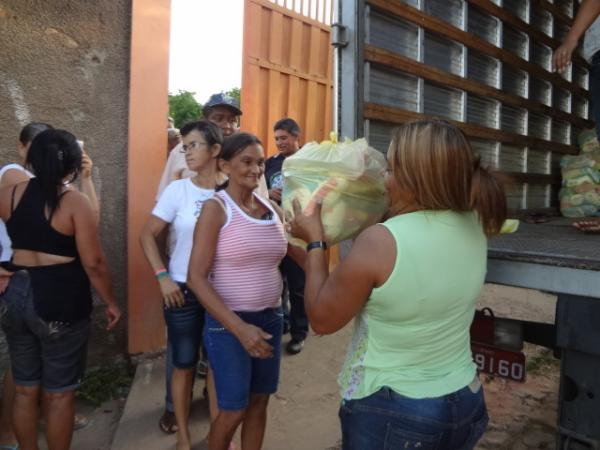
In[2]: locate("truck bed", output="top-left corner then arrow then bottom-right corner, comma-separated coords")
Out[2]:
488,218 -> 600,272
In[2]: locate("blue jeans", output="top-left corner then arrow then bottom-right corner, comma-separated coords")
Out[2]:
204,307 -> 283,411
338,379 -> 488,450
0,271 -> 90,393
163,283 -> 205,412
591,51 -> 600,141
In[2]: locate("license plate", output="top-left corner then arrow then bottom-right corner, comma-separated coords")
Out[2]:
471,342 -> 526,382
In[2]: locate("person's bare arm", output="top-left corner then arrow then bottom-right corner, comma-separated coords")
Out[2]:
71,192 -> 121,330
288,200 -> 395,334
139,215 -> 184,308
553,0 -> 600,71
268,198 -> 306,268
187,199 -> 275,358
79,152 -> 100,222
0,169 -> 30,189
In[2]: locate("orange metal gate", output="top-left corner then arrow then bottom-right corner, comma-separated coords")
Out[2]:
241,0 -> 334,155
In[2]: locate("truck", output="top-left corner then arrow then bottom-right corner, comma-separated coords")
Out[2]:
333,1 -> 600,448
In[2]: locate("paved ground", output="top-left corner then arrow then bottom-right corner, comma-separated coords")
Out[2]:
32,283 -> 561,449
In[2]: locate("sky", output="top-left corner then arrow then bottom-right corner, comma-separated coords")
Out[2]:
169,0 -> 244,104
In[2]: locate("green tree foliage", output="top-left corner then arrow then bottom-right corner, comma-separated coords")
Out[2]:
226,87 -> 241,104
168,90 -> 202,128
168,88 -> 241,129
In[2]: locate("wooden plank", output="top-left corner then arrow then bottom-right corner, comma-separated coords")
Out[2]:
366,0 -> 589,99
247,55 -> 330,85
251,0 -> 331,30
308,23 -> 322,76
532,0 -> 573,27
466,0 -> 589,70
502,172 -> 561,184
363,102 -> 579,155
364,45 -> 593,130
269,9 -> 285,65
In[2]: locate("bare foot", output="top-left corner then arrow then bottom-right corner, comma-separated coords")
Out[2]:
572,220 -> 600,233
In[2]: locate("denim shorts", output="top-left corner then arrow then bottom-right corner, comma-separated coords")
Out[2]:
338,377 -> 489,450
163,283 -> 205,369
0,271 -> 90,393
204,307 -> 283,411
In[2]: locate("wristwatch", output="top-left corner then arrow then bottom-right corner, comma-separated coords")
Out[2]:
306,241 -> 327,252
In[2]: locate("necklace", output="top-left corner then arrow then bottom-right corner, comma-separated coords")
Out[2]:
239,199 -> 257,216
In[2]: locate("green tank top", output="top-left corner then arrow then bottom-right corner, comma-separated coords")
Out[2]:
338,210 -> 486,400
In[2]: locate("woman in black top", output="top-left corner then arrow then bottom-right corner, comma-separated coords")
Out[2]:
0,129 -> 121,450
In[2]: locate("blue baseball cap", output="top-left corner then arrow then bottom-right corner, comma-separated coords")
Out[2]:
203,93 -> 242,116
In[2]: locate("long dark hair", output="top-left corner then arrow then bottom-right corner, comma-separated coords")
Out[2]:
25,129 -> 82,217
217,132 -> 263,191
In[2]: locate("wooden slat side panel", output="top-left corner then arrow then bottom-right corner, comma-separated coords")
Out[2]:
242,0 -> 333,156
466,0 -> 590,70
363,103 -> 579,155
366,0 -> 588,100
365,45 -> 593,130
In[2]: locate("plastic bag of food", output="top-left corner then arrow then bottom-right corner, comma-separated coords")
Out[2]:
561,154 -> 597,170
562,166 -> 600,182
563,167 -> 600,187
282,134 -> 388,246
578,129 -> 600,153
560,204 -> 599,218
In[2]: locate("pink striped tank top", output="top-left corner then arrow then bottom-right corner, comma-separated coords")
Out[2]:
210,190 -> 287,311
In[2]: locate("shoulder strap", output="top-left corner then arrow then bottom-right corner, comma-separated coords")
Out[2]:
48,189 -> 73,222
10,185 -> 17,213
209,193 -> 232,228
208,195 -> 227,214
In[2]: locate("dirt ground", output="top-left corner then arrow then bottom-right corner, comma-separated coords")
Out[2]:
41,283 -> 560,450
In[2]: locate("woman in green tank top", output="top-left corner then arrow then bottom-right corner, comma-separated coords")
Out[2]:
288,120 -> 507,450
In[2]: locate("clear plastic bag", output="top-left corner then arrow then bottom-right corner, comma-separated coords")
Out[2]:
282,135 -> 388,246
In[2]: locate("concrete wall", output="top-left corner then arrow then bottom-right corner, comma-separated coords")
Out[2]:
0,1 -> 132,368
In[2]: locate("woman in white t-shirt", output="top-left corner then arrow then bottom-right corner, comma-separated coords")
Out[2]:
140,120 -> 222,450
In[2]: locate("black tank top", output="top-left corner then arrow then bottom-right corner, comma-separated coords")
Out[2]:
6,178 -> 77,257
3,178 -> 92,323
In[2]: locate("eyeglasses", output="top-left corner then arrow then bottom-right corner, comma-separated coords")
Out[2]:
180,141 -> 209,153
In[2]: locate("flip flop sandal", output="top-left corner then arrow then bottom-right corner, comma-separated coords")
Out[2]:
573,221 -> 600,234
159,410 -> 178,434
74,413 -> 90,431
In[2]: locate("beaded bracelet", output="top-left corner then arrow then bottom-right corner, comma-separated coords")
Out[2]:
155,268 -> 169,280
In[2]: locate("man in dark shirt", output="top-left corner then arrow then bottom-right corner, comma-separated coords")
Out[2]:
265,118 -> 309,354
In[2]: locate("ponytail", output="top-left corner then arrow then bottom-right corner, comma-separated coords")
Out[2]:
26,129 -> 82,218
469,159 -> 507,237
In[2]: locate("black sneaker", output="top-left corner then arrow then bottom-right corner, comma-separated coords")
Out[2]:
286,338 -> 305,355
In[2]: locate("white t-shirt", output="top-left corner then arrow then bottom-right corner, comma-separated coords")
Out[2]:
0,164 -> 33,261
152,178 -> 214,283
156,144 -> 196,200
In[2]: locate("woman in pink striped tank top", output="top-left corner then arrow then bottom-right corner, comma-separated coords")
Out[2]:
188,133 -> 305,450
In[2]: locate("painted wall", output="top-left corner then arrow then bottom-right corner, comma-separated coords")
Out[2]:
127,0 -> 172,354
0,1 -> 132,367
